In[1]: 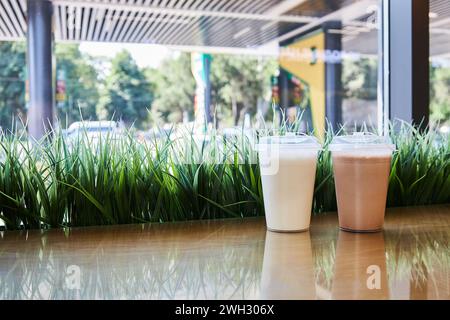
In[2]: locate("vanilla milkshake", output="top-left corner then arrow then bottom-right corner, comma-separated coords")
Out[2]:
258,135 -> 321,232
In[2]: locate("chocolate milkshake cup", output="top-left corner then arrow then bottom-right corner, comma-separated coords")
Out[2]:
329,133 -> 395,232
257,134 -> 321,232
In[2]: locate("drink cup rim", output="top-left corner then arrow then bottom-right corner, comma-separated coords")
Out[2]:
256,134 -> 322,150
329,132 -> 396,152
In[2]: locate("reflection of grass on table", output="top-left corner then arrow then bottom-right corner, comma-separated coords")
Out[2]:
0,207 -> 448,299
0,219 -> 265,299
0,121 -> 449,230
312,227 -> 450,294
312,206 -> 450,293
384,206 -> 450,288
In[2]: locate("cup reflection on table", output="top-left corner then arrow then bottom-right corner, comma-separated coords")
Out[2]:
260,230 -> 316,299
332,231 -> 389,299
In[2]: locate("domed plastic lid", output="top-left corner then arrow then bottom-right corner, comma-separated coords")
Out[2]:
257,133 -> 321,150
328,132 -> 395,152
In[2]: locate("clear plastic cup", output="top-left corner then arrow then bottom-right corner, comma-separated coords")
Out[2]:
257,134 -> 321,232
329,133 -> 395,232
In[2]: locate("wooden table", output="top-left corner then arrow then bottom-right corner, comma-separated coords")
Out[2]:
0,205 -> 448,300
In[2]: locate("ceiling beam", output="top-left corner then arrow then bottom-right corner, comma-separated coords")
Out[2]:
166,44 -> 279,56
10,0 -> 27,33
430,16 -> 450,28
264,0 -> 307,16
430,27 -> 450,35
52,0 -> 316,24
56,38 -> 280,56
264,0 -> 376,45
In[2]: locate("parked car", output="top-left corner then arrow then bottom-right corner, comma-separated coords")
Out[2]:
66,121 -> 123,139
64,121 -> 125,150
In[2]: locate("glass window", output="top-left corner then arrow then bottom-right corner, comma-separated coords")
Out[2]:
430,0 -> 450,133
0,0 -> 382,137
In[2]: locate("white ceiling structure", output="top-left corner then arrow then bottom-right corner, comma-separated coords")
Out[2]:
430,0 -> 450,60
0,0 -> 448,57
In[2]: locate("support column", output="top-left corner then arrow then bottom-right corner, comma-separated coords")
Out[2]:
27,0 -> 54,139
191,53 -> 212,132
279,68 -> 289,121
324,21 -> 342,130
387,0 -> 429,128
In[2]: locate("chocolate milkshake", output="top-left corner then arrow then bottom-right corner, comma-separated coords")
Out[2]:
329,134 -> 395,232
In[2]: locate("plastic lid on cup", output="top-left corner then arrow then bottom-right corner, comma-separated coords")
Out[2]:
257,133 -> 321,150
328,132 -> 395,152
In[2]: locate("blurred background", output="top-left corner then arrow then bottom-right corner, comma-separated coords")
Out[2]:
0,0 -> 448,138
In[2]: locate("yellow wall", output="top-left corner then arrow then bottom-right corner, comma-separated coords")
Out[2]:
279,31 -> 325,140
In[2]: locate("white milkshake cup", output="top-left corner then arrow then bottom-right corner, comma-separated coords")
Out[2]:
257,134 -> 321,232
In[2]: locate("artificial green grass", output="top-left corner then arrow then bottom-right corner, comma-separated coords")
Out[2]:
0,122 -> 448,230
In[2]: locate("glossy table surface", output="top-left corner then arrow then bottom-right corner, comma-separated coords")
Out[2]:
0,205 -> 449,300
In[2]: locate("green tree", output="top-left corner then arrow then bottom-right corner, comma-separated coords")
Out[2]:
342,57 -> 378,100
430,65 -> 450,125
210,55 -> 277,126
147,53 -> 195,124
55,44 -> 100,127
97,50 -> 153,129
0,41 -> 26,130
148,53 -> 276,127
